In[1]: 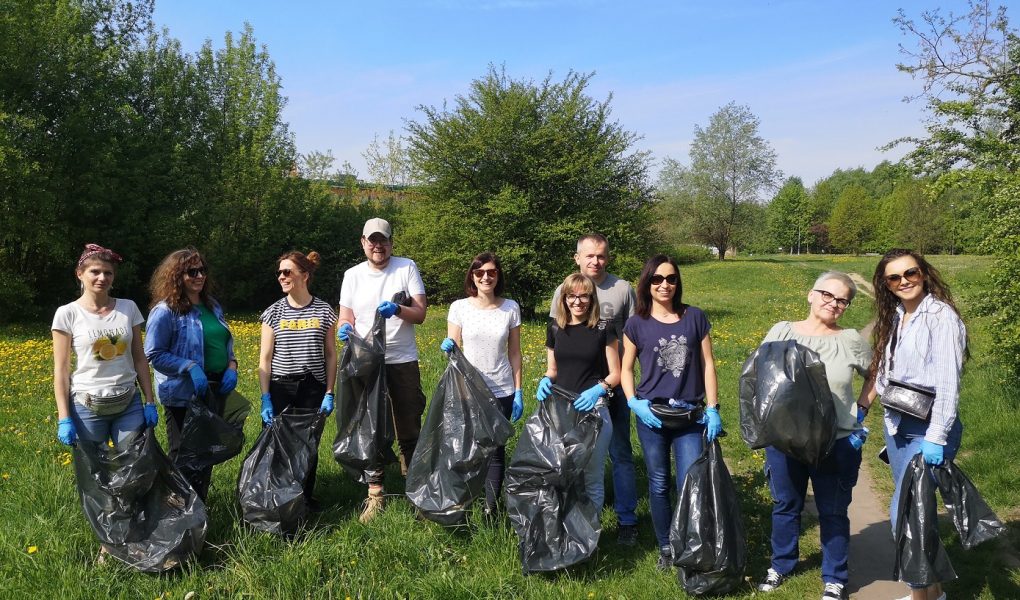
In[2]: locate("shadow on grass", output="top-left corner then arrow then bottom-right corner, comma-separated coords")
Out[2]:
943,517 -> 1020,599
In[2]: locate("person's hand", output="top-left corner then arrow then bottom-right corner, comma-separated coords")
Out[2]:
440,338 -> 456,353
849,426 -> 869,450
378,301 -> 399,318
260,392 -> 274,424
319,392 -> 335,415
628,397 -> 662,428
856,403 -> 868,425
57,417 -> 76,446
511,389 -> 524,422
702,406 -> 723,441
573,383 -> 604,412
188,364 -> 209,398
921,440 -> 944,465
536,376 -> 553,402
143,403 -> 159,428
220,367 -> 238,394
338,323 -> 353,342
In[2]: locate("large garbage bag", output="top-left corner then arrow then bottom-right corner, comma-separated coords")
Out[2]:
175,390 -> 250,477
332,293 -> 408,482
933,460 -> 1005,550
669,438 -> 747,596
406,346 -> 514,525
893,454 -> 957,585
504,385 -> 602,573
738,340 -> 837,466
237,408 -> 326,536
72,427 -> 207,572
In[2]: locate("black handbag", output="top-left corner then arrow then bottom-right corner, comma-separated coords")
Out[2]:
649,401 -> 703,431
879,323 -> 936,421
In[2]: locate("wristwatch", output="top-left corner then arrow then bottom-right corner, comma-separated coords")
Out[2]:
597,379 -> 614,398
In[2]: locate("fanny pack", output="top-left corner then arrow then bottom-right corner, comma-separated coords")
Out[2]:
880,378 -> 935,421
649,401 -> 703,431
76,385 -> 137,416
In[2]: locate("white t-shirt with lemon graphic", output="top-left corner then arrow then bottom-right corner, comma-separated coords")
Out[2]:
52,299 -> 144,397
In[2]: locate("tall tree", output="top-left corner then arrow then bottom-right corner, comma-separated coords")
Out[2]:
659,102 -> 781,259
362,130 -> 411,187
828,185 -> 877,255
767,177 -> 810,253
405,66 -> 653,314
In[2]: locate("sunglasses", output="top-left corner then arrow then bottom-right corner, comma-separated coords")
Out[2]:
185,267 -> 206,278
884,267 -> 923,288
277,268 -> 298,278
473,268 -> 498,279
649,274 -> 679,286
813,289 -> 850,310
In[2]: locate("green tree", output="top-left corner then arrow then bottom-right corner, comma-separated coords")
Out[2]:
767,177 -> 810,253
362,130 -> 411,187
658,102 -> 781,260
828,185 -> 877,255
404,67 -> 653,314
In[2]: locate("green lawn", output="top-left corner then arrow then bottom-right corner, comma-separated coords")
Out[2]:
1,255 -> 1016,599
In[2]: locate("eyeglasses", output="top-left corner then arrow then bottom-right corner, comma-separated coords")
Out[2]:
565,294 -> 591,304
185,267 -> 206,278
473,268 -> 498,279
884,267 -> 922,288
813,289 -> 851,310
365,237 -> 391,247
277,268 -> 298,278
649,274 -> 679,286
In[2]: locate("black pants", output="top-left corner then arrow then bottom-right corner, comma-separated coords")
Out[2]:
268,372 -> 326,499
484,393 -> 514,511
165,375 -> 226,501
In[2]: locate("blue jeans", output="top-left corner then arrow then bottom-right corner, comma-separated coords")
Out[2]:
885,414 -> 963,533
70,391 -> 144,446
636,418 -> 705,548
765,437 -> 861,585
583,406 -> 613,513
608,392 -> 638,526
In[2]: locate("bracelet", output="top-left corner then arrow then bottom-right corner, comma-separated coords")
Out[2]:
857,403 -> 869,417
596,379 -> 614,398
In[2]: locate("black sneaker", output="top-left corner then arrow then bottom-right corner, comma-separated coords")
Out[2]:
656,546 -> 673,571
758,568 -> 785,592
617,524 -> 638,546
821,582 -> 847,600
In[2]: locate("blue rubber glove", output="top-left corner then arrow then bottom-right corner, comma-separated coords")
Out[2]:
220,367 -> 238,394
849,426 -> 869,450
440,337 -> 456,353
628,397 -> 661,428
260,392 -> 274,424
573,383 -> 604,412
143,403 -> 159,428
338,322 -> 353,342
511,389 -> 524,422
57,417 -> 76,446
188,364 -> 209,398
921,440 -> 944,465
378,301 -> 399,318
536,376 -> 553,402
856,403 -> 868,424
319,392 -> 335,415
702,406 -> 723,441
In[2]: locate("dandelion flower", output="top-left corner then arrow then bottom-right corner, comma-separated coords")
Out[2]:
27,546 -> 37,554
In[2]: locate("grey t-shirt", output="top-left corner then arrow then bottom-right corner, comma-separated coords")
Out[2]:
550,273 -> 636,343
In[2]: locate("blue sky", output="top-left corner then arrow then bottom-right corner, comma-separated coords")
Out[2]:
153,1 -> 976,187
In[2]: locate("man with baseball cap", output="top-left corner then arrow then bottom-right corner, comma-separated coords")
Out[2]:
338,217 -> 428,522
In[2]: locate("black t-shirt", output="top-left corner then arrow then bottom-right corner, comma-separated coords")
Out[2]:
546,320 -> 617,394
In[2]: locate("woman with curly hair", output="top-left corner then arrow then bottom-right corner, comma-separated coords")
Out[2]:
144,247 -> 238,499
860,249 -> 967,600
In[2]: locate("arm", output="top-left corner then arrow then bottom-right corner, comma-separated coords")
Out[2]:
52,330 -> 72,419
508,325 -> 522,390
603,338 -> 621,389
143,306 -> 194,375
396,293 -> 427,325
324,321 -> 338,394
131,324 -> 155,404
701,333 -> 719,408
925,314 -> 966,445
258,323 -> 275,395
337,305 -> 355,331
545,347 -> 557,380
621,334 -> 639,400
446,322 -> 463,348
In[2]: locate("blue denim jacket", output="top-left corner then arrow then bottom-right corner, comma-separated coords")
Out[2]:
144,300 -> 236,407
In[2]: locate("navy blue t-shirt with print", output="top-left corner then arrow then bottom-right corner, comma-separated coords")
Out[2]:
623,305 -> 711,404
546,320 -> 616,394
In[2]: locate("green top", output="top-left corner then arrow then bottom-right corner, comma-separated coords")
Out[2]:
197,304 -> 230,374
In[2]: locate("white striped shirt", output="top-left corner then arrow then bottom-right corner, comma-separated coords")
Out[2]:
876,294 -> 966,444
261,297 -> 337,384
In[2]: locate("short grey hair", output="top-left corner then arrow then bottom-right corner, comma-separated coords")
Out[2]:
813,270 -> 857,301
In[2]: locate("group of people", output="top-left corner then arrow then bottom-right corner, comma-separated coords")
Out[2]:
52,220 -> 967,600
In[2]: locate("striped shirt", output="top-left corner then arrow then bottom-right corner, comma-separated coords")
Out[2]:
261,296 -> 337,384
876,294 -> 966,444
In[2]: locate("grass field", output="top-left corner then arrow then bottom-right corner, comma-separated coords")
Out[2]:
1,255 -> 1017,599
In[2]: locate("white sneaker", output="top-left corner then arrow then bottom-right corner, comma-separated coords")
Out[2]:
757,568 -> 785,592
821,582 -> 846,600
894,594 -> 945,600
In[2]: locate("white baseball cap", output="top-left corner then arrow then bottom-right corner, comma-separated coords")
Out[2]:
362,217 -> 392,239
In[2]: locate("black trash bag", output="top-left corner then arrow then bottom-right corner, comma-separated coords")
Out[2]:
406,346 -> 514,525
894,454 -> 957,586
933,460 -> 1006,550
175,389 -> 250,475
72,428 -> 207,572
332,292 -> 408,482
669,438 -> 747,596
237,408 -> 326,536
738,340 -> 837,466
504,385 -> 602,573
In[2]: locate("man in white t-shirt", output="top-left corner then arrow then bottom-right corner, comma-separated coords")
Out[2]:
338,217 -> 428,522
549,233 -> 640,544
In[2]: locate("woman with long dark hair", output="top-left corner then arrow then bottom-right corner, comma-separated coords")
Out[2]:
620,254 -> 722,570
145,247 -> 238,499
863,249 -> 966,600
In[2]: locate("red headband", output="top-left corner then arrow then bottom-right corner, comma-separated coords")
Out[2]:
77,243 -> 123,267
